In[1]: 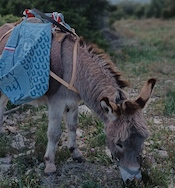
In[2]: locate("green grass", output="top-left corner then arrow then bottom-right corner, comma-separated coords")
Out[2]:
81,180 -> 101,188
0,134 -> 12,157
111,18 -> 175,188
164,89 -> 175,116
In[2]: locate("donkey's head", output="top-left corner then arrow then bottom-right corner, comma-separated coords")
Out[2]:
100,78 -> 156,184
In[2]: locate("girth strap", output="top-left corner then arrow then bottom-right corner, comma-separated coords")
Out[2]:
67,39 -> 79,92
50,71 -> 78,93
0,28 -> 14,42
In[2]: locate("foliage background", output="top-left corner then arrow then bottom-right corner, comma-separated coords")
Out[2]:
0,0 -> 109,48
1,0 -> 175,47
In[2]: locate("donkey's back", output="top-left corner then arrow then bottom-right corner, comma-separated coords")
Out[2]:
0,21 -> 70,95
0,23 -> 15,53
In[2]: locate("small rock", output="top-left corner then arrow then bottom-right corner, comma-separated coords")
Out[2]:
5,125 -> 18,133
155,149 -> 169,158
0,164 -> 11,174
0,157 -> 12,164
78,105 -> 91,115
5,119 -> 15,125
69,186 -> 75,188
168,125 -> 175,132
30,127 -> 37,133
26,149 -> 35,155
33,115 -> 43,121
13,149 -> 34,158
142,150 -> 146,155
38,162 -> 45,169
165,80 -> 173,84
25,169 -> 33,176
145,141 -> 150,146
153,116 -> 162,124
76,128 -> 84,137
11,133 -> 26,150
105,147 -> 111,158
149,140 -> 154,145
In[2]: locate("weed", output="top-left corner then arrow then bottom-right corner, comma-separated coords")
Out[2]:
163,89 -> 175,116
0,134 -> 12,157
81,180 -> 101,188
0,174 -> 42,188
55,147 -> 70,164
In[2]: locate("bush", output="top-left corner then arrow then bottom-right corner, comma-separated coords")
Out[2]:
0,0 -> 109,48
164,89 -> 175,116
109,1 -> 148,20
0,14 -> 20,26
109,0 -> 175,21
145,0 -> 175,19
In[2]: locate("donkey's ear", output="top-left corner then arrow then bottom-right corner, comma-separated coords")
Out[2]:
100,97 -> 120,121
121,100 -> 140,114
135,78 -> 156,108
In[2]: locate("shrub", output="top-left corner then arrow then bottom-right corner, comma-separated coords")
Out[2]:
0,14 -> 20,26
0,0 -> 109,48
164,89 -> 175,116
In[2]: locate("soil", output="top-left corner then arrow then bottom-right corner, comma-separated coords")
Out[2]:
41,161 -> 122,187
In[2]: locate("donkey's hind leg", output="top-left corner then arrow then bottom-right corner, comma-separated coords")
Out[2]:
44,100 -> 65,173
0,93 -> 8,133
64,105 -> 83,162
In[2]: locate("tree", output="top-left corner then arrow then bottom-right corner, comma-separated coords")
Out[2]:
0,0 -> 109,47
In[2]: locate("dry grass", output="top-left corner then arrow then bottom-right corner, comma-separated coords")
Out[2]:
112,18 -> 175,188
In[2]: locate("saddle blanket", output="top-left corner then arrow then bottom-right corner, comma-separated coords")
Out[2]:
0,20 -> 52,104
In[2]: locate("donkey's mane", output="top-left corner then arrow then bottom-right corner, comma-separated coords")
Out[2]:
79,37 -> 129,89
78,38 -> 149,140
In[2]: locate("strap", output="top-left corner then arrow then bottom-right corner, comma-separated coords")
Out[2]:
68,39 -> 78,91
49,38 -> 79,94
50,71 -> 79,93
0,28 -> 14,42
32,8 -> 76,36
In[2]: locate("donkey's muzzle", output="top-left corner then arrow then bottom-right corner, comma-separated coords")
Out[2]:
119,166 -> 142,183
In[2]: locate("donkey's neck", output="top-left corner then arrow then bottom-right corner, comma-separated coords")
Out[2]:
75,46 -> 127,121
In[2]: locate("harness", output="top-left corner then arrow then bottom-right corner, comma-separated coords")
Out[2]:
0,8 -> 79,94
49,38 -> 79,94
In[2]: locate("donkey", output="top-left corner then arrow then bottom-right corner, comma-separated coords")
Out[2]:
0,22 -> 156,183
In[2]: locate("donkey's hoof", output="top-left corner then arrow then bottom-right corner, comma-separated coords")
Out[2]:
73,156 -> 85,163
44,164 -> 56,174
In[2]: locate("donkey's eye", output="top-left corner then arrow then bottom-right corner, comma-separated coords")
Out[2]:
116,143 -> 123,148
116,143 -> 123,151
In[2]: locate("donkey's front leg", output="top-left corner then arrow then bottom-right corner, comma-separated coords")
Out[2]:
0,93 -> 8,133
64,106 -> 83,162
44,102 -> 65,173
